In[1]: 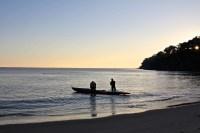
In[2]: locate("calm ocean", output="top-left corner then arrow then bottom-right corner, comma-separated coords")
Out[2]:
0,68 -> 200,125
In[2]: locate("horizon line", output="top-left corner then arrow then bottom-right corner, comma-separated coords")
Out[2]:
0,66 -> 138,69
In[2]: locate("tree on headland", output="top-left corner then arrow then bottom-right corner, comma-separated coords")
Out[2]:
140,36 -> 200,71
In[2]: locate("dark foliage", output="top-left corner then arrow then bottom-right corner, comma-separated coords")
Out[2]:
140,36 -> 200,71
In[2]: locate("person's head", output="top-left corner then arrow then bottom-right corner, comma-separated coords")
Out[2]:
111,78 -> 113,81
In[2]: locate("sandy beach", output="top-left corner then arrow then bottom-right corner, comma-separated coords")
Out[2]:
1,102 -> 200,133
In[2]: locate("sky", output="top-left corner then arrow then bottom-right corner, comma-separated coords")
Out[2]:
0,0 -> 200,68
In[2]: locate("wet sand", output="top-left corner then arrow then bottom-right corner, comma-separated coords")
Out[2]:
1,102 -> 200,133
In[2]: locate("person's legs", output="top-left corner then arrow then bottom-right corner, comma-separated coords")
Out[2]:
114,87 -> 116,92
91,88 -> 94,96
94,88 -> 96,96
111,87 -> 114,93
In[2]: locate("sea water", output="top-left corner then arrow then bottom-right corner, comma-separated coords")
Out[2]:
0,68 -> 200,125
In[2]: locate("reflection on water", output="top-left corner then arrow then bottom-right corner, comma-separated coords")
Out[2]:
110,96 -> 116,115
90,96 -> 97,117
90,95 -> 117,117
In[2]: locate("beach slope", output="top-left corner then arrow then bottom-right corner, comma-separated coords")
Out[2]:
1,102 -> 200,133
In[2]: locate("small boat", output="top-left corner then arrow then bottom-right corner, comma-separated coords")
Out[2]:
72,87 -> 130,95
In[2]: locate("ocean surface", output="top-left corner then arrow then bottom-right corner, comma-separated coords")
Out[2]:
0,68 -> 200,125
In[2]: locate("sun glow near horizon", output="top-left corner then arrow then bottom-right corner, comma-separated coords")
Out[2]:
0,0 -> 200,68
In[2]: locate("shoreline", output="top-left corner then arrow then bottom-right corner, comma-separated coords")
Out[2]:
0,100 -> 196,126
1,101 -> 200,133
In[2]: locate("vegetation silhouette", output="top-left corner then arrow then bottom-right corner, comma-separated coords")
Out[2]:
140,36 -> 200,71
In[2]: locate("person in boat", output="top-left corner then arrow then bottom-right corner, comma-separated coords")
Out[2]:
110,78 -> 116,93
90,81 -> 96,96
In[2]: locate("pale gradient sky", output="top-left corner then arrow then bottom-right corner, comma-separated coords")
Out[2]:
0,0 -> 200,68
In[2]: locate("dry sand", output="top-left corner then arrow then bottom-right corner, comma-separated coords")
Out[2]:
1,102 -> 200,133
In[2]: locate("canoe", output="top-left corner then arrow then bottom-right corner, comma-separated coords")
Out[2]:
72,87 -> 130,95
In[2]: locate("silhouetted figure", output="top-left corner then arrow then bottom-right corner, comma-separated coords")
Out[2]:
110,78 -> 116,93
90,81 -> 96,96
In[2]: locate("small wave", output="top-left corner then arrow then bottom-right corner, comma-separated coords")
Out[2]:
128,104 -> 146,108
0,96 -> 88,110
0,113 -> 35,117
129,92 -> 158,98
146,96 -> 182,102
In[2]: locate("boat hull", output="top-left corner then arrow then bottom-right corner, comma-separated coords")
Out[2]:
72,87 -> 130,95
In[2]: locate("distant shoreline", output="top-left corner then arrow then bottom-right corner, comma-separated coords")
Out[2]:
140,36 -> 200,71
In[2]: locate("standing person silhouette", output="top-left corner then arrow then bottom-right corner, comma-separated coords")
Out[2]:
90,81 -> 96,96
110,78 -> 116,93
